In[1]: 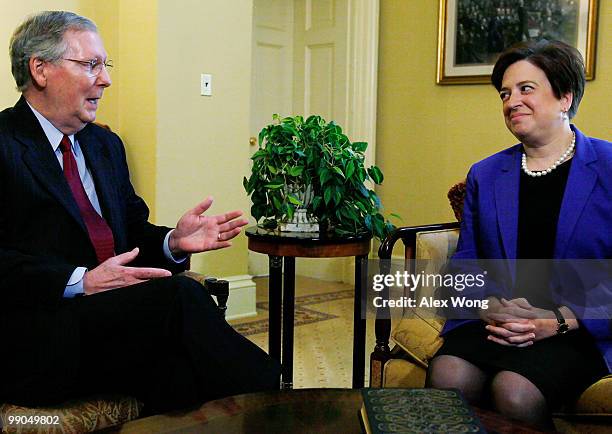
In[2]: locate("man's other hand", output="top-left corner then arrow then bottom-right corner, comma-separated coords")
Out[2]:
168,196 -> 249,256
83,247 -> 172,295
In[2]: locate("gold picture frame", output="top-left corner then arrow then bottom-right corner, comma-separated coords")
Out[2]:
437,0 -> 599,85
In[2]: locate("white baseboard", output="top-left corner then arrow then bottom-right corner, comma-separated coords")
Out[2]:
248,251 -> 269,277
213,274 -> 257,321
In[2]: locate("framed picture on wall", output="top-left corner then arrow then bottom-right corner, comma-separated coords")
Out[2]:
436,0 -> 599,84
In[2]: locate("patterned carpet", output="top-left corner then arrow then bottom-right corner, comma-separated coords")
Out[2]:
229,277 -> 374,389
231,290 -> 354,336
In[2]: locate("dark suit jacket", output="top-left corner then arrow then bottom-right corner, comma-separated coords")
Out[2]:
0,97 -> 187,399
442,125 -> 612,372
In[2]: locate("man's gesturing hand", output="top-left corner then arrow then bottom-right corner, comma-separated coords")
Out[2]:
168,196 -> 249,256
83,248 -> 172,295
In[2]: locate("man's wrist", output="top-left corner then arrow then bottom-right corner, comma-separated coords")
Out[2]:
63,267 -> 87,298
164,230 -> 188,263
168,230 -> 180,254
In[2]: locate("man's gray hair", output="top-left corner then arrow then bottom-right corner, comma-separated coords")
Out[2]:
9,11 -> 97,92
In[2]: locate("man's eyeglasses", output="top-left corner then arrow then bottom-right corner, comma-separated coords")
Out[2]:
62,58 -> 113,77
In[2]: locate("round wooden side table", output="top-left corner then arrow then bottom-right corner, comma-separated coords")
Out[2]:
245,227 -> 371,389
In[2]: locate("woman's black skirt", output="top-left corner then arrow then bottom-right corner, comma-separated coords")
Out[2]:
435,321 -> 608,409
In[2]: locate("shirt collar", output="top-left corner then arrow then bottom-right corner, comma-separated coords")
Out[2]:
26,101 -> 75,152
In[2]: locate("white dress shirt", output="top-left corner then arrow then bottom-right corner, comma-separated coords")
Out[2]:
27,102 -> 183,297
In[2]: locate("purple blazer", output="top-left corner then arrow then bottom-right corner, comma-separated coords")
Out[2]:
442,125 -> 612,372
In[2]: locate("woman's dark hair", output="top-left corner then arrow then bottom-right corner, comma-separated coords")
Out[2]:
491,40 -> 585,119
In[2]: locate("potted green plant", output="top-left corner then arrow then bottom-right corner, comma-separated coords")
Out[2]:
243,114 -> 396,241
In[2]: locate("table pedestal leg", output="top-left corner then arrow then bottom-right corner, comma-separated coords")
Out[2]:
352,254 -> 368,388
281,256 -> 295,389
268,255 -> 282,367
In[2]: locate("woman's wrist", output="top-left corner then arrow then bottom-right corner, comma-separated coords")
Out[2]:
559,305 -> 579,331
537,306 -> 579,338
479,296 -> 501,322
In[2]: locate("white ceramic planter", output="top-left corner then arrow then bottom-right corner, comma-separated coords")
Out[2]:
279,184 -> 319,233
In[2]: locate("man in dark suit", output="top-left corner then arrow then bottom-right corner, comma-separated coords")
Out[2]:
0,11 -> 279,413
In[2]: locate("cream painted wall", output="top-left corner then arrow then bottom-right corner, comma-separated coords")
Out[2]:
377,1 -> 612,229
0,1 -> 81,107
118,0 -> 158,213
79,0 -> 119,131
83,0 -> 158,214
156,0 -> 253,277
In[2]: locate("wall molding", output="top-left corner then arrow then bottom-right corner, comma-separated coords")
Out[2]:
347,0 -> 379,167
218,274 -> 258,320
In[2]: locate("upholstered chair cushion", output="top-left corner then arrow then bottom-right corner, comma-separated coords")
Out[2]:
574,375 -> 612,414
0,395 -> 142,434
382,359 -> 427,389
390,228 -> 459,366
390,318 -> 443,369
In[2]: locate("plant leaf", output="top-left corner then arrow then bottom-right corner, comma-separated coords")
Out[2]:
286,205 -> 295,221
324,187 -> 333,206
320,168 -> 332,185
287,166 -> 304,177
332,166 -> 345,179
333,189 -> 341,206
287,194 -> 303,206
364,214 -> 372,231
355,201 -> 367,213
346,160 -> 355,179
264,182 -> 284,189
357,168 -> 366,182
251,149 -> 266,161
271,195 -> 282,210
367,166 -> 384,184
353,141 -> 368,152
358,184 -> 369,198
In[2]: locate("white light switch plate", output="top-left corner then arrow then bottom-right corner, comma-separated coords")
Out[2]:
201,73 -> 212,96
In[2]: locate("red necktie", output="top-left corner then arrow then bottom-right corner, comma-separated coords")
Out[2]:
60,135 -> 115,264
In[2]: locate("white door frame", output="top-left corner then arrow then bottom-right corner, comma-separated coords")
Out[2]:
346,0 -> 379,167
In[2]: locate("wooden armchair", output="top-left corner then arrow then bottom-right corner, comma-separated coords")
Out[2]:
370,182 -> 612,433
0,273 -> 229,434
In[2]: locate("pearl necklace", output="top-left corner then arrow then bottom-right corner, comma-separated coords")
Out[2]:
521,132 -> 575,177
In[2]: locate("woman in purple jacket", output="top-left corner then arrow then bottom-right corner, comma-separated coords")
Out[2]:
427,40 -> 611,429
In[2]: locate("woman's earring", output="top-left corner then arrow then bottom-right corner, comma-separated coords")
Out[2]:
562,108 -> 569,120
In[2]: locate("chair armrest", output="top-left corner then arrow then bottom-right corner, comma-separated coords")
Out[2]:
371,223 -> 460,388
180,271 -> 229,317
203,277 -> 229,317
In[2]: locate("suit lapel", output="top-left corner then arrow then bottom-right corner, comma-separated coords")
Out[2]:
554,127 -> 598,258
14,98 -> 88,234
494,146 -> 521,263
76,126 -> 121,239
